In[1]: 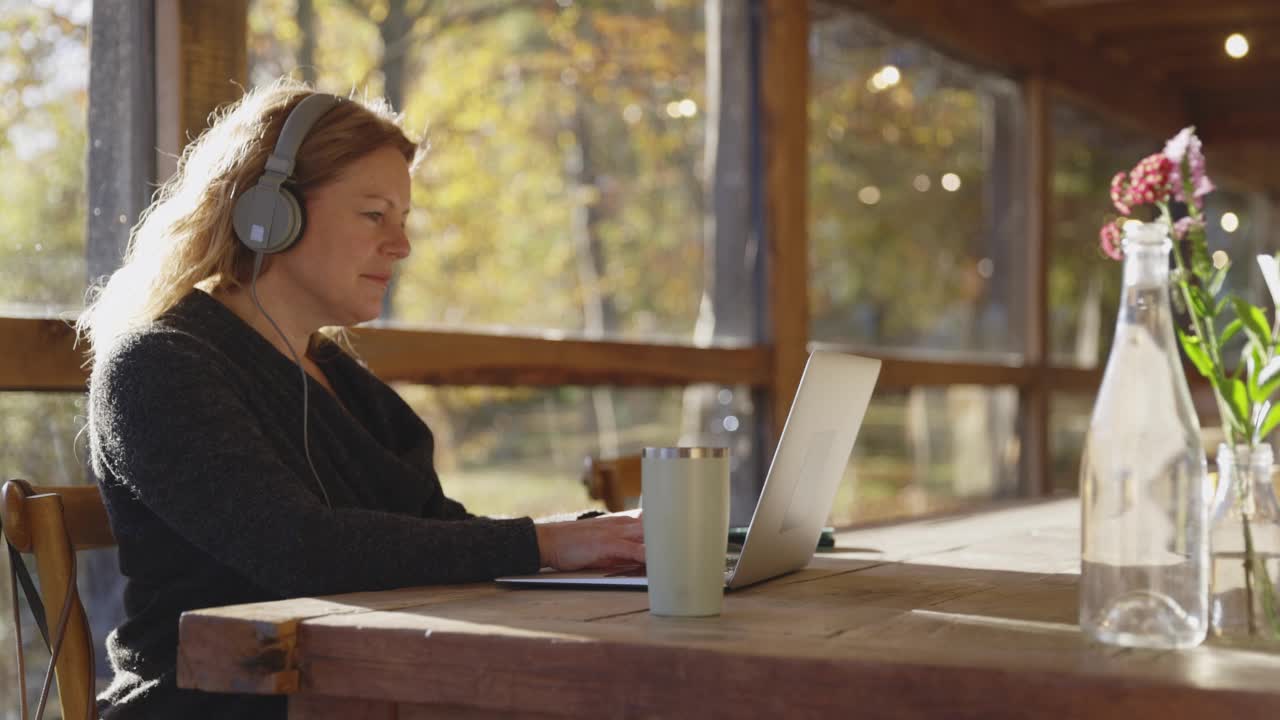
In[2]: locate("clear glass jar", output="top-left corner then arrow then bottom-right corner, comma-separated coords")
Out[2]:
1079,221 -> 1209,649
1210,442 -> 1280,643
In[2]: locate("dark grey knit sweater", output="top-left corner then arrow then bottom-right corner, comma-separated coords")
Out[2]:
89,289 -> 541,719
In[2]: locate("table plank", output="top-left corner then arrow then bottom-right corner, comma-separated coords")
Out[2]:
178,499 -> 1280,719
179,585 -> 503,693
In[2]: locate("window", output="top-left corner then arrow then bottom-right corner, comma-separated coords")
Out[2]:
830,386 -> 1020,526
0,0 -> 91,315
808,7 -> 1027,521
809,8 -> 1027,362
248,0 -> 745,344
1048,98 -> 1154,368
1204,183 -> 1272,309
395,383 -> 756,520
1049,391 -> 1090,494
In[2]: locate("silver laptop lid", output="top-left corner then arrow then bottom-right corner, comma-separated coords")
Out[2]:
726,351 -> 880,589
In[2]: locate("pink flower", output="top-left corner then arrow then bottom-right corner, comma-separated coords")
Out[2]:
1128,153 -> 1174,204
1099,222 -> 1123,260
1163,126 -> 1214,208
1164,127 -> 1194,164
1109,154 -> 1174,214
1173,216 -> 1203,241
1110,172 -> 1131,215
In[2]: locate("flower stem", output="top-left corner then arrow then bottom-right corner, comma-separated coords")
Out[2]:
1243,506 -> 1258,635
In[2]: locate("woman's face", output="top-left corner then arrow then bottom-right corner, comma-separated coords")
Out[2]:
274,144 -> 412,327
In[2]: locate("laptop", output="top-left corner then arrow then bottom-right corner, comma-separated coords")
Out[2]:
495,350 -> 881,590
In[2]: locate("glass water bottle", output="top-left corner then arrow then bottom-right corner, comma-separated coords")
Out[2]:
1079,220 -> 1209,649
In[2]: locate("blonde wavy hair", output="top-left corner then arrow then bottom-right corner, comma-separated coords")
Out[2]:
77,77 -> 420,363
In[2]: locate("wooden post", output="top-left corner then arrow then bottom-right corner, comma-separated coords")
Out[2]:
154,0 -> 249,181
1023,75 -> 1051,496
761,0 -> 810,443
87,0 -> 156,284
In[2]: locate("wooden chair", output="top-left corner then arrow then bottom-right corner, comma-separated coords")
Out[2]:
581,455 -> 642,512
2,479 -> 115,720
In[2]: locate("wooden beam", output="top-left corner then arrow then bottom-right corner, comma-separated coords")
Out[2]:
1089,23 -> 1280,49
1177,67 -> 1280,94
2,315 -> 1115,394
875,357 -> 1034,390
1199,111 -> 1280,150
846,0 -> 1191,136
154,0 -> 248,180
762,0 -> 811,440
1026,0 -> 1280,29
350,327 -> 772,388
0,319 -> 89,392
0,317 -> 771,391
1145,46 -> 1280,73
1024,75 -> 1051,496
1043,366 -> 1105,395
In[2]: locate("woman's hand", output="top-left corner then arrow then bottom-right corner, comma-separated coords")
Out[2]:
534,513 -> 644,571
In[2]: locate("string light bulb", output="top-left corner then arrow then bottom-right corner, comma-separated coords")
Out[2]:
1225,33 -> 1249,59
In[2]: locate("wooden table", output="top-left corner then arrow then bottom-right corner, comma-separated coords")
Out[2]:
177,499 -> 1280,719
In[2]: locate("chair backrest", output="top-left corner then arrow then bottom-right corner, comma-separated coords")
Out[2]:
2,479 -> 114,720
581,455 -> 641,512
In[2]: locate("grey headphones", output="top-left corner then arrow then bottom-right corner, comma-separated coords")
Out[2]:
232,93 -> 344,254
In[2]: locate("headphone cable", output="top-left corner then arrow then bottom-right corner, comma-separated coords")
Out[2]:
248,252 -> 333,510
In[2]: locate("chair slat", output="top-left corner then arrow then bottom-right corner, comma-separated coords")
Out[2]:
582,455 -> 642,512
31,484 -> 114,550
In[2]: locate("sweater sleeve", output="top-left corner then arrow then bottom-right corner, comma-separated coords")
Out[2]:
90,333 -> 541,598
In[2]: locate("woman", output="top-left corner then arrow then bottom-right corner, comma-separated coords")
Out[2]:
79,78 -> 644,719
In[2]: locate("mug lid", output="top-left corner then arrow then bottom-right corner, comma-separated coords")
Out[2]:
642,447 -> 729,459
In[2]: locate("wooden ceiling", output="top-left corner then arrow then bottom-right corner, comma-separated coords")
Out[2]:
848,0 -> 1280,191
1012,0 -> 1280,146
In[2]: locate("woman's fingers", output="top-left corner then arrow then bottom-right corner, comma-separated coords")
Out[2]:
534,516 -> 648,571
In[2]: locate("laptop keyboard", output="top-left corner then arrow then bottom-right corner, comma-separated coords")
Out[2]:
602,554 -> 740,578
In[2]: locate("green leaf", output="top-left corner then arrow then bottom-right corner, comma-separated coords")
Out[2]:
1188,285 -> 1211,317
1210,375 -> 1249,441
1260,356 -> 1280,386
1219,318 -> 1244,346
1259,377 -> 1280,406
1170,282 -> 1188,315
1257,358 -> 1280,405
1208,261 -> 1231,296
1177,327 -> 1214,377
1228,378 -> 1251,428
1258,254 -> 1280,312
1258,402 -> 1280,440
1246,347 -> 1262,400
1232,298 -> 1273,348
1189,226 -> 1213,282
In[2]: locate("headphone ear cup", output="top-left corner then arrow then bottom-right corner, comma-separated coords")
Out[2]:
232,183 -> 305,255
271,185 -> 306,254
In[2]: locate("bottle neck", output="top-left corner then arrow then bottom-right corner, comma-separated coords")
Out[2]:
1122,244 -> 1171,288
1218,443 -> 1276,513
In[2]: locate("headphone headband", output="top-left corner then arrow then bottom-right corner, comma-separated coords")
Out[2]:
265,93 -> 343,178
